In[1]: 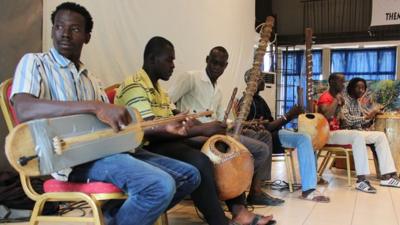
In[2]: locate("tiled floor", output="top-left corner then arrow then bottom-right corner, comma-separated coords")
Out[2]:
167,156 -> 400,225
3,156 -> 400,225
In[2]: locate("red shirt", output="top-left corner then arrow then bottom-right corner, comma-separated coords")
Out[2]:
317,91 -> 340,130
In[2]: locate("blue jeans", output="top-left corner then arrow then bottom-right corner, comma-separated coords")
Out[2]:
69,148 -> 200,225
278,129 -> 317,192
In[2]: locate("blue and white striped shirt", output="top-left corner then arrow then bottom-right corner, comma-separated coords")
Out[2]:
11,48 -> 109,181
11,48 -> 108,103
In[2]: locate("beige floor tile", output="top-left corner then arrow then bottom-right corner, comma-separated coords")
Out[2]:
352,212 -> 398,225
352,185 -> 399,225
390,188 -> 400,225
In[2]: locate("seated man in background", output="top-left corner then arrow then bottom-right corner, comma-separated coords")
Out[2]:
341,77 -> 382,130
168,46 -> 284,206
10,3 -> 200,225
115,37 -> 275,225
318,73 -> 400,193
340,77 -> 400,184
237,70 -> 329,202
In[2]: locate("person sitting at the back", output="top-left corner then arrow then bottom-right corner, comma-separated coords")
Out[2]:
318,73 -> 400,193
237,69 -> 329,202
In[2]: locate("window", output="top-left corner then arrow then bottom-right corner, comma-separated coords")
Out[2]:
278,50 -> 322,127
331,47 -> 396,80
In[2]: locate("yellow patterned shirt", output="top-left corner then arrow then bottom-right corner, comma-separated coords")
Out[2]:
115,68 -> 173,119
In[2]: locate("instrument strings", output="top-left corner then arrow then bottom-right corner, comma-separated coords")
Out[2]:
53,111 -> 213,154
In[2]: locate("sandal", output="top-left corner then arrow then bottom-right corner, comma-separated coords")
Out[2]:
299,190 -> 330,203
252,215 -> 277,225
231,214 -> 277,225
317,177 -> 329,185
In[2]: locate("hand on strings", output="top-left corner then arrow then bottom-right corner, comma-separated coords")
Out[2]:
94,103 -> 132,132
364,108 -> 381,120
254,117 -> 266,130
165,111 -> 196,136
200,121 -> 227,137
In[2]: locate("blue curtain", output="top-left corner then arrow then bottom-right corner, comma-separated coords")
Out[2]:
331,47 -> 396,80
281,50 -> 322,127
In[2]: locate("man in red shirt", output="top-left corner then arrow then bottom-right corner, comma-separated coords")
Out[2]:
318,73 -> 399,193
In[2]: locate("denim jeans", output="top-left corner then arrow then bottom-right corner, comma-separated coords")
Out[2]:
278,129 -> 317,191
69,148 -> 200,225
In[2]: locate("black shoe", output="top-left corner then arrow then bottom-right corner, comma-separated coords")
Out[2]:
247,192 -> 284,206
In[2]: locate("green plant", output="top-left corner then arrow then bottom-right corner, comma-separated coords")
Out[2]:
369,80 -> 400,111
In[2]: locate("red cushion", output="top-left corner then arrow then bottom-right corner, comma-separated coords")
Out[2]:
44,179 -> 122,194
6,83 -> 20,125
106,88 -> 116,104
325,144 -> 352,149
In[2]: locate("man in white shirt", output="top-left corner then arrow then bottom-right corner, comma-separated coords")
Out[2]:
169,46 -> 284,206
171,69 -> 225,122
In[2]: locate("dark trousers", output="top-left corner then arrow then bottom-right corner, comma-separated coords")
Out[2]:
146,141 -> 246,225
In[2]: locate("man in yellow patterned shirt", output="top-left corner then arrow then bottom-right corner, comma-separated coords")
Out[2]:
115,68 -> 173,118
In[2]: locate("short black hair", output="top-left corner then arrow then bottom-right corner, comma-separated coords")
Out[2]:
143,36 -> 174,60
328,73 -> 344,84
347,77 -> 367,96
209,46 -> 229,59
51,2 -> 93,33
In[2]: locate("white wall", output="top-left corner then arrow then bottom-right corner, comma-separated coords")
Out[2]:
43,0 -> 260,110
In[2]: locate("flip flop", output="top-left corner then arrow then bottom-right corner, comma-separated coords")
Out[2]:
299,190 -> 330,203
251,214 -> 277,225
231,215 -> 277,225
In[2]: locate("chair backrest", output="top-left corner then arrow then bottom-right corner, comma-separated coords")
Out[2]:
0,78 -> 19,131
105,83 -> 120,104
0,78 -> 42,200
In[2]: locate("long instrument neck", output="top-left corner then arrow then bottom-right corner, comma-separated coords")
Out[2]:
232,16 -> 275,139
57,111 -> 213,152
305,28 -> 314,113
140,111 -> 212,128
223,87 -> 238,123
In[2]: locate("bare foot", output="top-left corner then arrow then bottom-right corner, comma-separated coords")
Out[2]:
232,208 -> 274,225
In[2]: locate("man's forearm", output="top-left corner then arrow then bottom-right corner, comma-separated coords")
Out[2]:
143,126 -> 185,142
264,117 -> 287,132
13,94 -> 99,122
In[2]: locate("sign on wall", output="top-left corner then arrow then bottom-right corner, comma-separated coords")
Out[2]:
371,0 -> 400,26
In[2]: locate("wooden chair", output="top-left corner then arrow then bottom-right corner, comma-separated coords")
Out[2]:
316,144 -> 381,186
0,78 -> 167,225
272,148 -> 297,192
316,144 -> 353,186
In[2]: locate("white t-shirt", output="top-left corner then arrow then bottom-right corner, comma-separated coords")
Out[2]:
168,70 -> 224,122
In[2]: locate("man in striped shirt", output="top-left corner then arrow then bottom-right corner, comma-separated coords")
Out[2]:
10,3 -> 200,225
